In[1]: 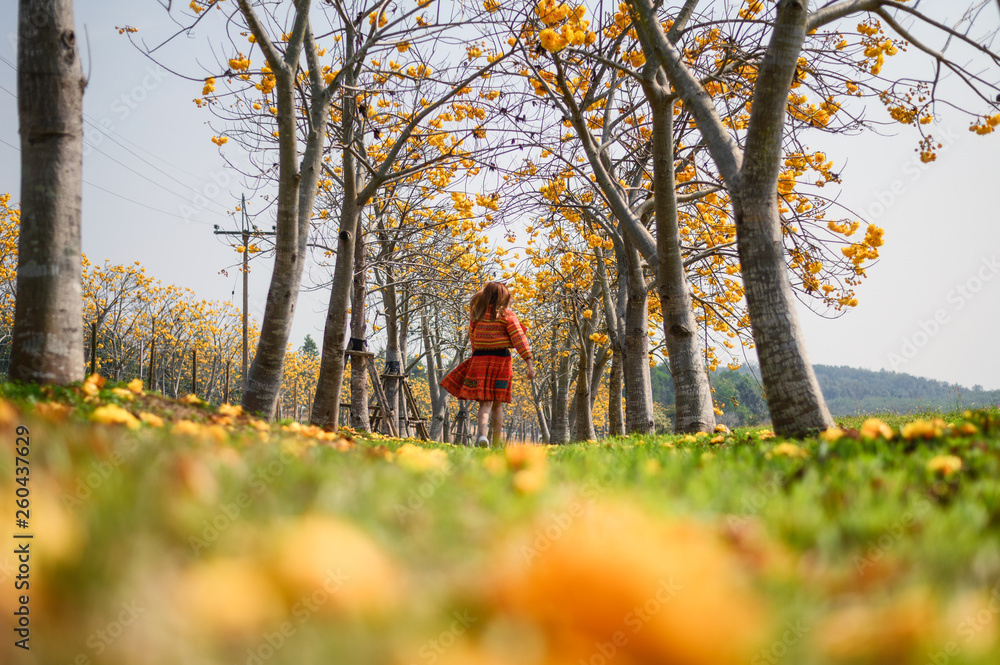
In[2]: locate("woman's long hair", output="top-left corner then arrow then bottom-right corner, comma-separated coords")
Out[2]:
470,281 -> 511,322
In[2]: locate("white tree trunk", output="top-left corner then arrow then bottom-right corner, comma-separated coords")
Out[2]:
11,0 -> 85,385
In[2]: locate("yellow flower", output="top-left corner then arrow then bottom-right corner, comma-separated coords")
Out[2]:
172,420 -> 203,437
395,443 -> 450,473
182,394 -> 204,405
820,426 -> 844,442
901,418 -> 946,441
89,404 -> 140,429
173,557 -> 285,636
714,424 -> 731,434
267,515 -> 403,615
770,442 -> 808,459
110,387 -> 135,401
139,412 -> 164,428
127,378 -> 144,395
539,28 -> 568,53
926,455 -> 962,476
218,403 -> 243,417
487,501 -> 766,664
758,429 -> 776,440
860,418 -> 894,440
82,373 -> 105,397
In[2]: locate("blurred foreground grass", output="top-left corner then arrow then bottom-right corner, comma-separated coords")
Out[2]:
2,377 -> 1000,665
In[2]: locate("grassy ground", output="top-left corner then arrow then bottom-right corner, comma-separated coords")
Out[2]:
2,377 -> 1000,665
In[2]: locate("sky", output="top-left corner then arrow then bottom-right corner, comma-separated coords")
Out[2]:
0,1 -> 998,391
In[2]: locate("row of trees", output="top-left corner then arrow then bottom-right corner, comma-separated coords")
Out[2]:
13,0 -> 1000,439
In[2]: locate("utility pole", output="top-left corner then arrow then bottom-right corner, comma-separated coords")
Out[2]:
213,195 -> 275,395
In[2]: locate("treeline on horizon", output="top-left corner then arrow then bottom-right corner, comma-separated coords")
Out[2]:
647,364 -> 1000,428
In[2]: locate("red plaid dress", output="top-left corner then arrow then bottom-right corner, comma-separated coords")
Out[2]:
440,309 -> 532,403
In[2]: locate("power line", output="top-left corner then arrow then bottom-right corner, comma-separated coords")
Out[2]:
82,179 -> 215,226
81,116 -> 234,214
2,56 -> 235,218
0,137 -> 215,226
83,137 -> 231,222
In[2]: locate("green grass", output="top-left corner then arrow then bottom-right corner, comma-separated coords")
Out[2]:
3,382 -> 1000,665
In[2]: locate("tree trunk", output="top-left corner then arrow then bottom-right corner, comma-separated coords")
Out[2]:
548,329 -> 574,444
572,342 -> 596,441
734,0 -> 834,436
622,241 -> 654,434
607,342 -> 625,437
311,61 -> 362,429
349,225 -> 370,431
10,0 -> 85,385
311,202 -> 361,429
629,0 -> 833,437
647,87 -> 716,433
421,306 -> 448,441
382,268 -> 402,436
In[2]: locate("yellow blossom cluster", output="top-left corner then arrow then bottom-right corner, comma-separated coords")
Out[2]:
535,0 -> 596,53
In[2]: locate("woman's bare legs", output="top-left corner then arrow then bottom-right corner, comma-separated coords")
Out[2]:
491,401 -> 504,446
477,400 -> 493,443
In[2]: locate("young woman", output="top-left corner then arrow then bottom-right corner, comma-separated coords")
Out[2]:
440,281 -> 535,447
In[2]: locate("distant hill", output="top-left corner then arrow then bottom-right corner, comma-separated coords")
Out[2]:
651,363 -> 1000,427
812,365 -> 999,417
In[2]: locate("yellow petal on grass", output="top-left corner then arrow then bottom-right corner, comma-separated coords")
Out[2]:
33,401 -> 70,423
714,424 -> 731,434
901,418 -> 947,440
820,426 -> 844,442
709,435 -> 727,444
0,398 -> 20,427
395,443 -> 450,473
110,387 -> 135,401
487,501 -> 768,665
218,403 -> 243,417
127,378 -> 145,395
82,373 -> 105,397
860,418 -> 894,440
89,404 -> 140,429
138,412 -> 164,428
268,515 -> 404,615
770,442 -> 808,458
181,393 -> 204,405
926,455 -> 962,476
505,444 -> 547,470
173,557 -> 285,636
512,466 -> 548,494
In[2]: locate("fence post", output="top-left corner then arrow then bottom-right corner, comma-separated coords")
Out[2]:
89,322 -> 97,376
148,317 -> 156,392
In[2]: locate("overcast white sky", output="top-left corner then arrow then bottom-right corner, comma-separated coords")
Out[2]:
1,1 -> 998,390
